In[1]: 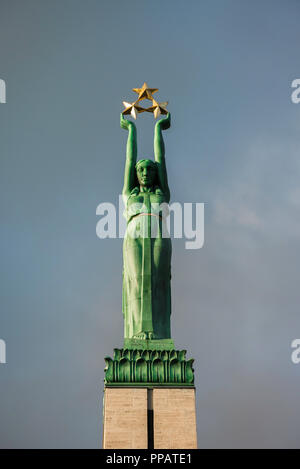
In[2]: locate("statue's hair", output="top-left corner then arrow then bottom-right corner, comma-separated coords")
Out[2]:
135,159 -> 157,170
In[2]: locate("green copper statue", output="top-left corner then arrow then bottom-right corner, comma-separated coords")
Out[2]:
120,112 -> 171,341
104,84 -> 194,385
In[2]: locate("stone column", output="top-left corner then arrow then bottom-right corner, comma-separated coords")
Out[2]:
103,387 -> 148,449
153,388 -> 197,449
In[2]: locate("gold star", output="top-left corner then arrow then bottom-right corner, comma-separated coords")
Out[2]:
122,100 -> 145,119
145,99 -> 169,119
132,82 -> 158,101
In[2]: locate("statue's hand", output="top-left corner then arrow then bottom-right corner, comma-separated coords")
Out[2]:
156,112 -> 171,131
120,113 -> 136,131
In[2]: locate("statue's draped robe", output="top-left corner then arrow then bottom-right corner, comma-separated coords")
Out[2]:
122,188 -> 171,339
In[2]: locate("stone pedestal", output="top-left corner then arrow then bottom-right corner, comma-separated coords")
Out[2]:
102,386 -> 197,449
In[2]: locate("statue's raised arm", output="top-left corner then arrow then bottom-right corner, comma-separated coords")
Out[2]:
120,113 -> 137,199
154,112 -> 171,202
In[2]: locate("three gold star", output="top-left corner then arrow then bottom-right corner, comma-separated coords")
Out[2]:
122,82 -> 168,119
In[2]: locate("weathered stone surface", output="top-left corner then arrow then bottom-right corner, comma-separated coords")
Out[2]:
103,387 -> 198,449
153,388 -> 197,449
103,388 -> 147,449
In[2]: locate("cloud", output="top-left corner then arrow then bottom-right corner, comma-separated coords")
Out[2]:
213,132 -> 300,240
215,200 -> 262,229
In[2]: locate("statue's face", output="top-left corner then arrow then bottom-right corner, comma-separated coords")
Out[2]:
136,161 -> 156,187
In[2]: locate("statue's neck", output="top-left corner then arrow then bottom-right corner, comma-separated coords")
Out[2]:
140,186 -> 153,193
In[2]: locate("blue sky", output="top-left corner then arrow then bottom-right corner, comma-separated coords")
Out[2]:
1,0 -> 300,448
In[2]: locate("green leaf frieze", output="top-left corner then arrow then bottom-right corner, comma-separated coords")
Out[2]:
104,348 -> 194,385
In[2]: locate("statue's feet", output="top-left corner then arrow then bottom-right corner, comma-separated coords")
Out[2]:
133,332 -> 147,340
133,331 -> 156,340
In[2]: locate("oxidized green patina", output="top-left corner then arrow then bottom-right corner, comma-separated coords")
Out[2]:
104,110 -> 194,385
121,112 -> 171,340
104,349 -> 194,386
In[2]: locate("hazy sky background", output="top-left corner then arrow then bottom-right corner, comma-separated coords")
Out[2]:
1,0 -> 300,448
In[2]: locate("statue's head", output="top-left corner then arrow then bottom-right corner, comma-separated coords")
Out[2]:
136,159 -> 157,187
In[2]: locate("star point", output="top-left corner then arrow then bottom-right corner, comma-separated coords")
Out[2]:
146,99 -> 169,118
132,82 -> 158,101
122,100 -> 145,119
